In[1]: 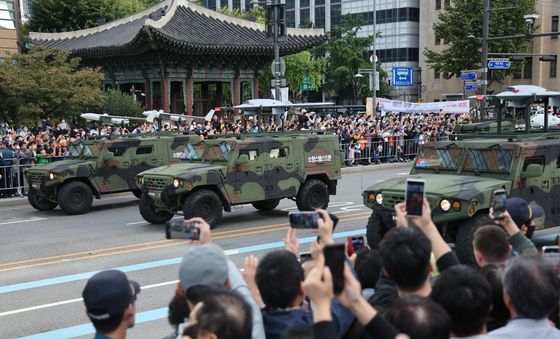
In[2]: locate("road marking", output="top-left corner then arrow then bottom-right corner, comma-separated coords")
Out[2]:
0,212 -> 370,271
0,217 -> 47,226
0,228 -> 366,295
398,172 -> 409,175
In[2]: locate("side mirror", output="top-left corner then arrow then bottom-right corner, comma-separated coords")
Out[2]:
102,151 -> 115,162
521,163 -> 543,179
236,154 -> 249,165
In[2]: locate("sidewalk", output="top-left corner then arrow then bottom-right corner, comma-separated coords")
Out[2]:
0,162 -> 412,208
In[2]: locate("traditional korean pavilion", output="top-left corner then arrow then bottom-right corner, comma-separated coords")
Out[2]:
29,0 -> 325,115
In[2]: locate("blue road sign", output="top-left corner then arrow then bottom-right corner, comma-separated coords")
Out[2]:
392,67 -> 414,87
464,84 -> 477,91
488,60 -> 511,69
460,72 -> 477,81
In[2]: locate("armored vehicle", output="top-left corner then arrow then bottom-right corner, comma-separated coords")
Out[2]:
26,134 -> 194,215
363,131 -> 560,264
137,132 -> 343,226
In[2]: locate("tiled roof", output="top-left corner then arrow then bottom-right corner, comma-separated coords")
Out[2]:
29,0 -> 325,58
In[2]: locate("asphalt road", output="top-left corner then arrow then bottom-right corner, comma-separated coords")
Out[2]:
0,164 -> 410,339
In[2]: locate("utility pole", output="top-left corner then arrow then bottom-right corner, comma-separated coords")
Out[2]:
371,0 -> 377,115
480,0 -> 490,119
273,0 -> 282,102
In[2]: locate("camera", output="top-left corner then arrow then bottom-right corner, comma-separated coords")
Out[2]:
523,14 -> 539,25
165,220 -> 200,240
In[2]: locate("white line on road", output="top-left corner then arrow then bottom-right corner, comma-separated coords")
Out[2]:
0,218 -> 47,226
126,221 -> 147,225
398,172 -> 409,175
0,280 -> 179,317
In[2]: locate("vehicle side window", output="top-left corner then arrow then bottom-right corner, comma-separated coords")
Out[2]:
523,155 -> 544,171
107,146 -> 126,157
270,147 -> 288,158
240,149 -> 258,160
136,146 -> 153,155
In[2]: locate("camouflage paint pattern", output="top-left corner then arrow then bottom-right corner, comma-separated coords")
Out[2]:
363,133 -> 560,233
26,134 -> 196,203
138,132 -> 343,213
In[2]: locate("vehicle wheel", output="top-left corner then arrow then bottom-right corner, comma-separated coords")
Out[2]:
28,188 -> 58,211
252,199 -> 280,211
366,211 -> 386,249
58,181 -> 93,215
139,191 -> 173,224
296,179 -> 329,211
183,189 -> 223,228
455,212 -> 492,266
132,189 -> 143,199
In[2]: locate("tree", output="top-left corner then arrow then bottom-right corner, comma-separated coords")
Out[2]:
424,0 -> 536,79
323,14 -> 387,103
284,51 -> 326,99
103,90 -> 144,117
218,5 -> 265,24
0,48 -> 104,124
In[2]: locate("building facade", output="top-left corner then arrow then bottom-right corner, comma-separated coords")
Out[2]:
419,0 -> 560,103
19,0 -> 30,20
0,0 -> 20,60
204,0 -> 421,101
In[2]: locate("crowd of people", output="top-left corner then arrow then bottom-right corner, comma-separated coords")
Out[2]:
83,197 -> 560,339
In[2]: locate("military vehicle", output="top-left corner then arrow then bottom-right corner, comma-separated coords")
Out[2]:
26,134 -> 195,215
137,132 -> 343,226
364,85 -> 560,264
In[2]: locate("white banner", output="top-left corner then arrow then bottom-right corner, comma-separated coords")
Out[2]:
374,98 -> 470,114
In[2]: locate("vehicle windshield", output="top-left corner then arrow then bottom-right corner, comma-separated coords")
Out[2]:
462,148 -> 513,173
67,142 -> 101,158
203,142 -> 234,162
68,143 -> 84,157
415,146 -> 462,170
181,142 -> 206,161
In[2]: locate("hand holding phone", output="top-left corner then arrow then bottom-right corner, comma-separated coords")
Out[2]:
323,244 -> 346,294
491,189 -> 508,220
289,212 -> 320,229
406,179 -> 425,216
165,220 -> 200,240
346,235 -> 367,256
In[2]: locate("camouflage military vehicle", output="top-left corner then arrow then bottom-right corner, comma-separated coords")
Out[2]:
26,134 -> 194,215
363,130 -> 560,264
137,132 -> 343,226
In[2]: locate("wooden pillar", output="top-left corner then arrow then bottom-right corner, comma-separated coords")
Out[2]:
253,73 -> 260,99
233,76 -> 240,106
144,78 -> 152,110
162,78 -> 169,112
186,77 -> 193,115
216,82 -> 223,107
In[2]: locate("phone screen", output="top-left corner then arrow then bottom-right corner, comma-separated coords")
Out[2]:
542,246 -> 560,273
406,180 -> 425,216
165,220 -> 200,240
289,212 -> 320,229
347,236 -> 366,256
323,244 -> 345,294
299,252 -> 313,263
492,190 -> 508,219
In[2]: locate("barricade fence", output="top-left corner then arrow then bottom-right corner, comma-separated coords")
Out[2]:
0,157 -> 64,198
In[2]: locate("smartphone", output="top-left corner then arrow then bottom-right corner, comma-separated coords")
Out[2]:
289,212 -> 320,229
491,189 -> 508,219
406,179 -> 425,216
323,244 -> 346,294
346,235 -> 366,256
542,246 -> 560,273
299,252 -> 313,263
165,220 -> 200,240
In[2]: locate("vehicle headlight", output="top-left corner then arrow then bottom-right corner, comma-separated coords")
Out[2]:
440,199 -> 451,212
48,172 -> 55,180
138,176 -> 144,184
172,179 -> 183,188
376,193 -> 383,205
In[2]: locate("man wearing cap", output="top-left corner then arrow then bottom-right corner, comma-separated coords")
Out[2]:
82,270 -> 141,339
492,197 -> 540,255
174,218 -> 265,339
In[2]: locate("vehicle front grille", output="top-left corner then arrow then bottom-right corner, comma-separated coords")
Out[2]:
382,194 -> 404,208
27,173 -> 46,184
144,177 -> 168,191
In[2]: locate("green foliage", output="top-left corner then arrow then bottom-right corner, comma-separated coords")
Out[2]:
103,90 -> 144,117
424,0 -> 536,78
0,48 -> 104,124
218,5 -> 265,24
284,51 -> 326,97
28,0 -> 163,32
323,14 -> 386,101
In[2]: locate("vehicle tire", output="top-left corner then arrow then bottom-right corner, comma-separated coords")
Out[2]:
28,188 -> 58,211
182,189 -> 223,228
58,181 -> 93,215
455,212 -> 492,266
252,199 -> 280,211
366,211 -> 385,249
139,191 -> 173,224
296,179 -> 329,211
132,189 -> 143,199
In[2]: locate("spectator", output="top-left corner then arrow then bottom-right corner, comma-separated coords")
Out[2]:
480,264 -> 510,331
487,256 -> 560,338
82,270 -> 141,339
472,225 -> 511,267
431,265 -> 492,338
354,248 -> 383,300
385,296 -> 450,339
491,209 -> 538,255
505,197 -> 544,240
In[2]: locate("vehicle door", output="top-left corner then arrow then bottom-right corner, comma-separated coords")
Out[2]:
263,142 -> 298,199
129,142 -> 159,188
94,143 -> 131,193
232,145 -> 266,203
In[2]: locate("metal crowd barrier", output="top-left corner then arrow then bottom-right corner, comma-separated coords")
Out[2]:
340,138 -> 427,166
0,157 -> 64,198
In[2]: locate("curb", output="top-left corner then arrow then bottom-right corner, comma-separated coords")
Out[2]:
0,163 -> 411,208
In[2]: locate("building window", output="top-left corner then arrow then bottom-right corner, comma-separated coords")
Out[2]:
436,0 -> 441,10
206,0 -> 216,9
444,0 -> 451,9
330,4 -> 341,27
300,8 -> 310,27
286,0 -> 294,10
315,6 -> 325,28
550,59 -> 557,78
434,70 -> 441,79
286,10 -> 295,27
435,33 -> 440,45
552,16 -> 559,40
300,0 -> 309,8
523,57 -> 532,79
0,0 -> 16,30
220,0 -> 228,8
232,0 -> 241,10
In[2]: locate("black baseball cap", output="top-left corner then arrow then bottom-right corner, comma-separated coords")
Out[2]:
83,270 -> 141,321
506,197 -> 545,227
